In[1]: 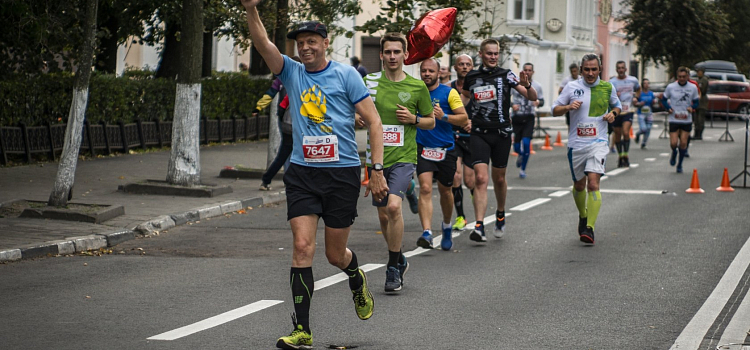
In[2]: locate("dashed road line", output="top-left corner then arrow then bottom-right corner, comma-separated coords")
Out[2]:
549,190 -> 569,197
605,168 -> 629,176
314,263 -> 384,291
148,300 -> 284,341
645,158 -> 656,162
510,198 -> 552,211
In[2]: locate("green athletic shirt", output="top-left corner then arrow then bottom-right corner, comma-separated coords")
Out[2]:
364,71 -> 433,167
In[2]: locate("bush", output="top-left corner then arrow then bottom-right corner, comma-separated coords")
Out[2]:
0,72 -> 272,126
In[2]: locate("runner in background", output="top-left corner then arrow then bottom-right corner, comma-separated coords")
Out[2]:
634,78 -> 655,149
609,61 -> 640,168
449,54 -> 475,231
415,58 -> 468,251
511,62 -> 544,179
559,63 -> 580,127
662,66 -> 699,173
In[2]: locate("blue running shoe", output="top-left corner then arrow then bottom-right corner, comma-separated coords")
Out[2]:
398,257 -> 408,283
469,224 -> 487,242
670,149 -> 677,166
441,223 -> 453,251
405,180 -> 418,214
519,169 -> 527,179
493,216 -> 506,238
416,230 -> 433,249
385,266 -> 402,293
676,165 -> 683,173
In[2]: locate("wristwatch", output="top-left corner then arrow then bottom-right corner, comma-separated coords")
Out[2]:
414,115 -> 421,125
372,163 -> 384,171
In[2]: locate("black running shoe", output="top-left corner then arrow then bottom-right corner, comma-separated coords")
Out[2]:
578,216 -> 587,235
384,266 -> 402,293
623,156 -> 630,167
580,226 -> 595,244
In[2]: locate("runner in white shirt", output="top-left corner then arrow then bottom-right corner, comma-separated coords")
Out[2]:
661,66 -> 699,173
559,63 -> 580,127
553,54 -> 621,245
609,61 -> 640,168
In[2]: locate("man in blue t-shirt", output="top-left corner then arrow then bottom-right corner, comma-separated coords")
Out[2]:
241,1 -> 388,348
414,58 -> 468,251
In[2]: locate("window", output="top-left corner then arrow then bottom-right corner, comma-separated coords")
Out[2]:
510,0 -> 537,22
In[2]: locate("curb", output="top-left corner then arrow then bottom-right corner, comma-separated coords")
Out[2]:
0,191 -> 286,263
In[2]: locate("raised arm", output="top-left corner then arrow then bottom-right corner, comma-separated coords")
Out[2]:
241,0 -> 284,74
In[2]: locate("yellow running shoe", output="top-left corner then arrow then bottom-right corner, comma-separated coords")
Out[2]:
452,216 -> 467,230
276,317 -> 312,350
352,269 -> 374,320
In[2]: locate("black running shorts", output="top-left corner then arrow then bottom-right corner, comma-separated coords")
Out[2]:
416,145 -> 457,187
612,112 -> 634,128
512,114 -> 535,140
470,129 -> 512,169
454,136 -> 472,168
284,163 -> 360,228
669,123 -> 692,133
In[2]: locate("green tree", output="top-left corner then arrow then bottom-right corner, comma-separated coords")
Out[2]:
355,0 -> 484,60
620,0 -> 730,77
715,0 -> 750,75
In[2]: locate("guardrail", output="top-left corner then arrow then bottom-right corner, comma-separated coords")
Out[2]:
0,115 -> 270,165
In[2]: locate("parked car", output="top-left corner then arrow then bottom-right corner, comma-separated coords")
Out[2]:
706,80 -> 750,119
691,60 -> 747,82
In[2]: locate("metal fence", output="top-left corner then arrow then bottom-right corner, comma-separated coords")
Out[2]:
0,115 -> 270,165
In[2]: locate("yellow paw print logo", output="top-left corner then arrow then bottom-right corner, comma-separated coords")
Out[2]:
300,85 -> 327,124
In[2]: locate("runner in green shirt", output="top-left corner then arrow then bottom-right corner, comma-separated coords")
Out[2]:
360,32 -> 434,293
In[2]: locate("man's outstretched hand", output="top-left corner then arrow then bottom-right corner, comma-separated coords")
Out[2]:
241,0 -> 262,9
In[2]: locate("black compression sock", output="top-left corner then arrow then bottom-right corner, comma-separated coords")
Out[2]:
388,250 -> 400,268
453,186 -> 465,217
290,267 -> 313,332
342,251 -> 363,290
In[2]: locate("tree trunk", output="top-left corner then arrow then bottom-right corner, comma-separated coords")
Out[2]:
250,46 -> 270,75
48,0 -> 98,207
274,0 -> 288,54
202,30 -> 213,78
155,22 -> 182,79
167,0 -> 203,187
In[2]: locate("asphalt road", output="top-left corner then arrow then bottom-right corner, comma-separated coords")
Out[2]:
2,119 -> 750,350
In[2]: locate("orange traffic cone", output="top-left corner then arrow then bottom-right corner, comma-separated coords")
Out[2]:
529,142 -> 536,154
361,166 -> 369,186
629,127 -> 634,138
553,131 -> 564,147
685,168 -> 705,193
541,134 -> 553,150
716,168 -> 735,192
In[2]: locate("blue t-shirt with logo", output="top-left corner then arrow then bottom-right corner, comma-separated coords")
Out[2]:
277,55 -> 369,167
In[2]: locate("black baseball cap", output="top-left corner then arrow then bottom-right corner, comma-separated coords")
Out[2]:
287,21 -> 328,40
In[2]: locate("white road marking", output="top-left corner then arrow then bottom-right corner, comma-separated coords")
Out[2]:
599,189 -> 664,195
660,153 -> 670,157
704,136 -> 714,140
508,186 -> 568,191
717,282 -> 750,348
314,263 -> 384,291
645,158 -> 656,162
600,176 -> 609,181
605,168 -> 629,176
630,163 -> 640,168
549,190 -> 569,197
669,235 -> 750,350
510,198 -> 552,211
148,300 -> 284,341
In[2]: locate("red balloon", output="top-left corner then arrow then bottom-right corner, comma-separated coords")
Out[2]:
404,8 -> 457,66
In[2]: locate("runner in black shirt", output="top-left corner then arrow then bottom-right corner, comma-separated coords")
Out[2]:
461,38 -> 537,242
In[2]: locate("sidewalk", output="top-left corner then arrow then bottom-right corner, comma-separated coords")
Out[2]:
0,130 -> 370,262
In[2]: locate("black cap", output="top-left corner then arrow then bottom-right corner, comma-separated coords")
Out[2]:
287,21 -> 328,40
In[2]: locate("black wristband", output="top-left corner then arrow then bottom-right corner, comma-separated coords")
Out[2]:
612,111 -> 618,117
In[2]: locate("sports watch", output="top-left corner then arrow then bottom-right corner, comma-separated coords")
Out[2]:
372,163 -> 384,171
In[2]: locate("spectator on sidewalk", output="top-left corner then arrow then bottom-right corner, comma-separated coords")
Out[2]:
259,86 -> 293,191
